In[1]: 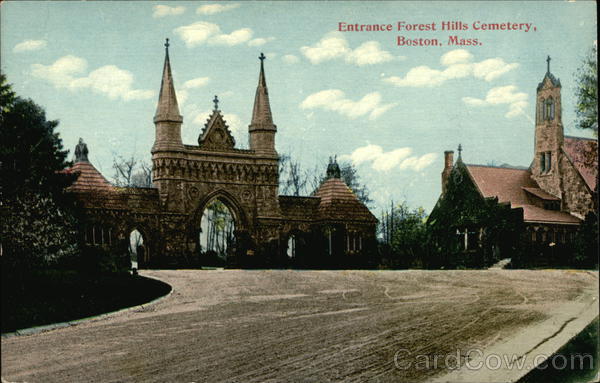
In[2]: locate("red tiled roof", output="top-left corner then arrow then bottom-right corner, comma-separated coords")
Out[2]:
65,161 -> 114,192
563,136 -> 598,191
466,165 -> 536,205
314,178 -> 377,223
465,165 -> 579,225
519,205 -> 580,224
522,187 -> 559,201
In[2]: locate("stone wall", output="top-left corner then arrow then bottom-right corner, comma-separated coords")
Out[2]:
559,151 -> 595,219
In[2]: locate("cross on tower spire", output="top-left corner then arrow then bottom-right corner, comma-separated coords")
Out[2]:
457,143 -> 463,159
213,95 -> 219,110
259,52 -> 266,63
165,38 -> 170,50
546,55 -> 551,73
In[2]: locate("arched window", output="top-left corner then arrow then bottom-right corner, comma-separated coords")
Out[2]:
538,98 -> 544,122
545,98 -> 553,121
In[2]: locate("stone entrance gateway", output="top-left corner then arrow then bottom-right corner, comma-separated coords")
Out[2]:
66,40 -> 378,269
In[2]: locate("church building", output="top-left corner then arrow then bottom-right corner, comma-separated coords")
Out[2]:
428,57 -> 597,267
65,40 -> 377,268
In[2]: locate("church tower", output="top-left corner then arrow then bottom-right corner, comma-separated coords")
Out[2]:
152,39 -> 183,152
248,53 -> 277,154
531,56 -> 564,198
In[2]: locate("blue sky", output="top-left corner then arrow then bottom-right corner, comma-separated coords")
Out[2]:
1,1 -> 596,215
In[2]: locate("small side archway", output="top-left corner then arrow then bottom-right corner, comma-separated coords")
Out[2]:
128,227 -> 149,269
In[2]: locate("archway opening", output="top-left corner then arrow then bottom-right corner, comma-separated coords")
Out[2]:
199,199 -> 236,266
287,235 -> 296,259
129,229 -> 145,269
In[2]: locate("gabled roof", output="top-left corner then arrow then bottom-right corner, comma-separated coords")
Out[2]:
464,164 -> 579,225
65,161 -> 114,192
563,136 -> 598,191
537,71 -> 561,91
198,110 -> 236,150
465,165 -> 537,205
314,178 -> 377,223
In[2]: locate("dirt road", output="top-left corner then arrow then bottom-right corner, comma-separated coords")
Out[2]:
1,269 -> 597,382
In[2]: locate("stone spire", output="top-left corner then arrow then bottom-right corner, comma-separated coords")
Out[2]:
249,53 -> 277,153
154,38 -> 183,124
250,52 -> 275,128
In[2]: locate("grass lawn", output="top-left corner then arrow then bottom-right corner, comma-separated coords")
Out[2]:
1,269 -> 171,333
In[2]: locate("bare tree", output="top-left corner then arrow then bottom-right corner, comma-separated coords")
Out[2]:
112,155 -> 153,187
279,153 -> 309,196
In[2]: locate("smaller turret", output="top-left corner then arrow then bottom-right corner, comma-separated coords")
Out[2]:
152,38 -> 183,152
249,53 -> 277,154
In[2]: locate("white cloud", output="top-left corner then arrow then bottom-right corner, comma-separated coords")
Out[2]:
345,144 -> 384,165
174,21 -> 252,47
462,85 -> 528,118
31,55 -> 87,87
196,3 -> 240,15
300,89 -> 396,120
440,49 -> 473,66
384,49 -> 519,87
343,144 -> 437,172
248,37 -> 275,47
472,58 -> 519,81
282,54 -> 299,64
14,39 -> 47,53
300,32 -> 349,64
31,55 -> 153,101
300,32 -> 393,66
345,41 -> 394,66
183,77 -> 210,89
373,148 -> 413,171
152,5 -> 185,18
398,153 -> 438,171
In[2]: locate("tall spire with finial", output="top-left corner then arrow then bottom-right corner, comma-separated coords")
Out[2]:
249,52 -> 277,153
457,144 -> 463,160
250,52 -> 275,127
154,38 -> 182,124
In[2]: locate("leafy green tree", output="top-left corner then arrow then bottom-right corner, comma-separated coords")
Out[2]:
339,161 -> 373,207
0,74 -> 78,270
379,202 -> 428,268
575,45 -> 597,134
1,75 -> 75,198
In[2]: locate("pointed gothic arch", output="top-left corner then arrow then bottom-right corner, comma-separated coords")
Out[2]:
192,189 -> 248,231
188,189 -> 252,265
